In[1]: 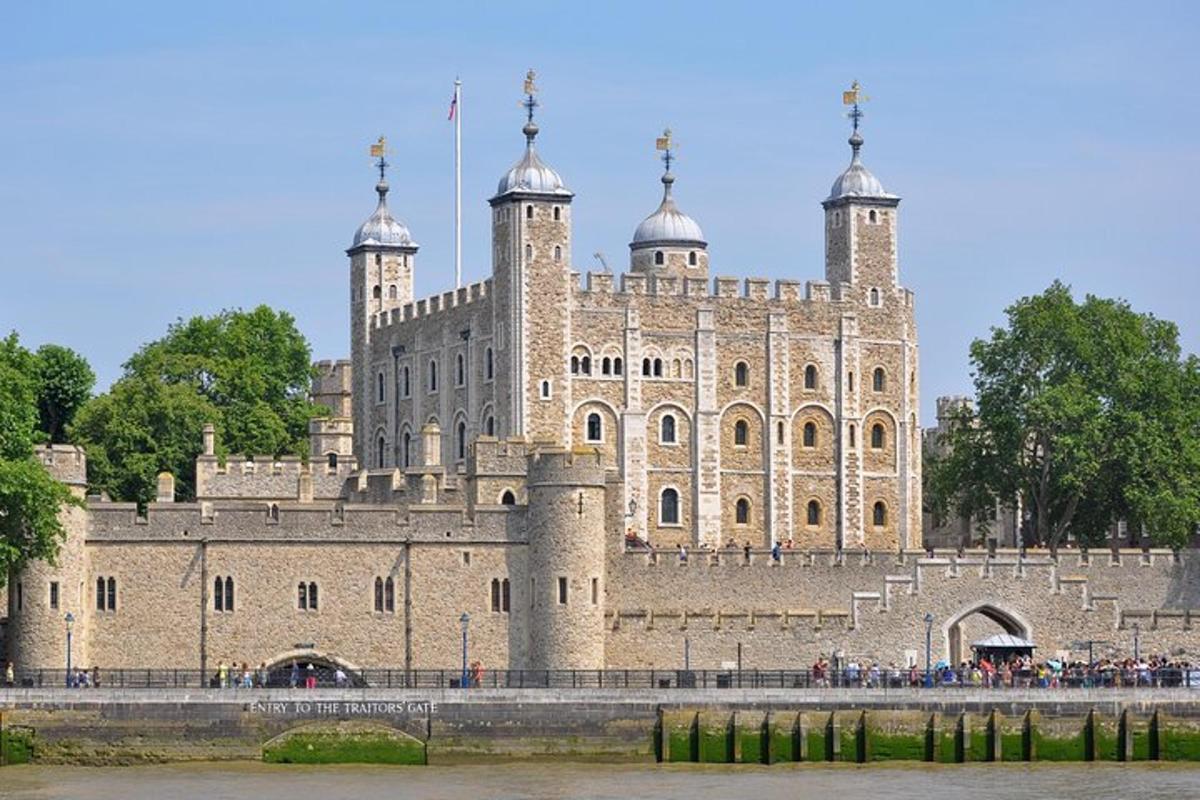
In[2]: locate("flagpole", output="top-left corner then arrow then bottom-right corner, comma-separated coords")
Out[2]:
454,78 -> 462,289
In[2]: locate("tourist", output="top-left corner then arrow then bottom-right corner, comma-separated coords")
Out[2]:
242,663 -> 253,689
92,666 -> 101,689
4,661 -> 14,688
471,660 -> 484,688
845,659 -> 861,687
256,663 -> 268,688
217,660 -> 228,689
811,656 -> 827,688
678,544 -> 687,563
305,663 -> 317,689
335,667 -> 348,688
289,660 -> 300,689
743,541 -> 751,563
771,541 -> 781,563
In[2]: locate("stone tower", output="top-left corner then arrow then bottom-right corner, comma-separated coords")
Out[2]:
488,74 -> 574,442
347,147 -> 418,466
628,131 -> 708,279
821,128 -> 900,295
525,447 -> 607,670
7,446 -> 89,672
309,359 -> 354,462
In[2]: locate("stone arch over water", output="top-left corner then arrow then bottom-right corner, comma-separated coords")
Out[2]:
258,649 -> 368,688
943,602 -> 1031,665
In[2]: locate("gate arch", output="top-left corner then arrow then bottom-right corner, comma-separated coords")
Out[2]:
942,602 -> 1032,666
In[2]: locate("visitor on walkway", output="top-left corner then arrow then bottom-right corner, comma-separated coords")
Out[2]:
470,660 -> 484,688
335,667 -> 348,688
678,544 -> 687,563
289,660 -> 300,689
743,541 -> 751,563
92,666 -> 101,688
217,660 -> 228,689
305,663 -> 317,689
771,541 -> 781,562
4,661 -> 14,687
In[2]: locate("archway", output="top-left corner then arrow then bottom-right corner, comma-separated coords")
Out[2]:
944,603 -> 1030,666
258,650 -> 369,688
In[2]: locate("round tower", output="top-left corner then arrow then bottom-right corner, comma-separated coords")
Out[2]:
525,446 -> 607,671
8,445 -> 90,674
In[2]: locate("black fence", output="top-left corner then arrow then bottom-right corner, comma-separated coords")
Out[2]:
6,666 -> 1200,691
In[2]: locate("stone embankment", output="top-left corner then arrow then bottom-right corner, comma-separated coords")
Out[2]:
2,688 -> 1199,765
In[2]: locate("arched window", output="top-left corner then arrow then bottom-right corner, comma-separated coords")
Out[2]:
388,284 -> 397,299
553,206 -> 561,221
777,420 -> 784,445
869,209 -> 877,223
385,577 -> 395,612
660,488 -> 680,525
873,501 -> 887,527
457,420 -> 467,460
869,287 -> 880,306
734,362 -> 749,387
456,353 -> 465,386
871,422 -> 885,449
602,357 -> 611,375
581,356 -> 590,375
402,366 -> 410,397
491,578 -> 501,612
485,348 -> 494,380
804,364 -> 817,390
586,412 -> 603,442
429,359 -> 438,392
807,499 -> 821,526
613,357 -> 623,375
376,436 -> 385,468
653,358 -> 663,377
374,576 -> 384,612
500,490 -> 516,506
803,421 -> 817,448
734,419 -> 749,446
525,243 -> 533,259
298,582 -> 307,609
224,576 -> 234,612
214,577 -> 225,612
571,355 -> 579,374
485,415 -> 495,436
96,577 -> 104,610
327,452 -> 338,469
401,432 -> 411,468
308,582 -> 319,610
654,250 -> 664,265
540,380 -> 551,399
372,285 -> 381,299
848,371 -> 854,393
526,205 -> 534,219
688,251 -> 697,265
554,245 -> 562,262
849,424 -> 856,448
501,578 -> 510,612
269,503 -> 279,521
735,497 -> 750,525
377,372 -> 385,402
642,358 -> 651,376
375,253 -> 382,266
660,414 -> 676,444
107,577 -> 117,610
873,367 -> 886,392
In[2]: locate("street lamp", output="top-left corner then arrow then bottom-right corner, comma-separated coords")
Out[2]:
923,613 -> 934,688
1132,622 -> 1140,662
64,612 -> 75,687
459,612 -> 470,690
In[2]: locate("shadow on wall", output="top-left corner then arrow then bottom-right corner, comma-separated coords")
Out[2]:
1165,556 -> 1200,609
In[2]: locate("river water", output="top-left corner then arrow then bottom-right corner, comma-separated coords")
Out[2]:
2,762 -> 1198,799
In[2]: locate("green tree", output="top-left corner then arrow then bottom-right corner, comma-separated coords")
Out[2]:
0,334 -> 78,582
930,282 -> 1200,549
33,344 -> 95,443
70,306 -> 325,503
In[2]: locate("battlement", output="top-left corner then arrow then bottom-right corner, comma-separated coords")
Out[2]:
526,445 -> 608,486
935,394 -> 974,422
34,444 -> 87,486
312,359 -> 352,394
372,278 -> 492,333
469,436 -> 532,475
577,271 -> 862,306
195,453 -> 354,501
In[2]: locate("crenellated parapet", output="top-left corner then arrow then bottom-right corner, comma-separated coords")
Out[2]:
34,444 -> 87,488
195,454 -> 354,502
372,278 -> 492,334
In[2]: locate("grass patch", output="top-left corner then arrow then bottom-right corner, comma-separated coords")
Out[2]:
867,731 -> 926,762
1,729 -> 33,765
262,732 -> 424,765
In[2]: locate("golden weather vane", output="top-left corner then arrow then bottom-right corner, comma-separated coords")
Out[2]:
521,69 -> 540,124
843,80 -> 870,132
369,135 -> 389,181
655,127 -> 676,172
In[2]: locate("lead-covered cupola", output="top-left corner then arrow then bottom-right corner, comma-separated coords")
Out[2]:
629,129 -> 708,278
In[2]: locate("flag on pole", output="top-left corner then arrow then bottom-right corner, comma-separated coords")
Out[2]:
448,89 -> 457,121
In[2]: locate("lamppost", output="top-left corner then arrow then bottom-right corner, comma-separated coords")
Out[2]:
1132,622 -> 1140,662
64,612 -> 75,687
459,612 -> 470,690
684,637 -> 690,672
923,613 -> 934,688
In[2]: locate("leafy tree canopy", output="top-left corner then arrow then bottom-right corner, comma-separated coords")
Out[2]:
0,334 -> 78,582
33,343 -> 95,443
71,306 -> 325,503
927,282 -> 1200,549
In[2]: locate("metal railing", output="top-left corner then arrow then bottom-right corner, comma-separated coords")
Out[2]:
5,666 -> 1200,691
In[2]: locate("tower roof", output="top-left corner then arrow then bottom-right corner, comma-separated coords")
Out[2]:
631,172 -> 706,248
825,130 -> 897,204
351,179 -> 417,249
493,70 -> 572,200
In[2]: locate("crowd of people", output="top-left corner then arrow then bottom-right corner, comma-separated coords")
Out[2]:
210,659 -> 351,689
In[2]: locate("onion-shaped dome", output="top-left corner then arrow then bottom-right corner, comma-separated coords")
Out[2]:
631,172 -> 706,248
826,131 -> 896,202
352,180 -> 416,249
495,122 -> 572,197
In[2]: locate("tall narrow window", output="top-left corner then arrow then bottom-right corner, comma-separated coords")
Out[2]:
871,423 -> 885,449
734,419 -> 749,446
654,250 -> 664,265
735,362 -> 749,387
298,582 -> 308,610
557,576 -> 568,605
402,432 -> 411,468
377,436 -> 386,468
642,358 -> 651,376
777,421 -> 784,445
526,205 -> 534,219
803,421 -> 817,448
485,348 -> 494,380
491,578 -> 501,612
402,366 -> 410,397
457,420 -> 467,460
485,415 -> 495,437
540,380 -> 551,399
49,581 -> 59,610
225,576 -> 233,612
385,577 -> 395,612
869,209 -> 877,223
215,577 -> 225,611
735,497 -> 750,525
653,358 -> 663,377
586,412 -> 602,442
525,243 -> 533,260
873,502 -> 887,527
308,582 -> 319,610
581,356 -> 590,375
614,357 -> 623,375
553,206 -> 561,221
660,414 -> 676,444
327,453 -> 338,469
456,353 -> 465,386
591,577 -> 599,605
807,500 -> 821,526
501,579 -> 510,612
849,424 -> 856,448
602,357 -> 611,375
848,371 -> 854,393
869,287 -> 880,306
554,245 -> 562,262
375,577 -> 384,612
377,372 -> 385,402
96,577 -> 105,610
660,488 -> 680,525
571,355 -> 580,374
16,582 -> 22,611
429,360 -> 438,392
873,367 -> 886,392
804,364 -> 817,390
688,251 -> 697,266
107,577 -> 117,611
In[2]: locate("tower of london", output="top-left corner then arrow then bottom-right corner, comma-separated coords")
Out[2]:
4,81 -> 1197,677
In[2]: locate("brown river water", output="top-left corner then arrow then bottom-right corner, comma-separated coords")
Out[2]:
2,762 -> 1198,800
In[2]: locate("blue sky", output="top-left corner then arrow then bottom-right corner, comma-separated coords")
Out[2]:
2,2 -> 1197,422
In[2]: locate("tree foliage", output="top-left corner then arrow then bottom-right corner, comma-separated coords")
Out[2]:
928,282 -> 1200,549
0,334 -> 77,582
33,343 -> 95,443
71,306 -> 325,503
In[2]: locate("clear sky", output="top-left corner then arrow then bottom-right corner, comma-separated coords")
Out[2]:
2,1 -> 1197,423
